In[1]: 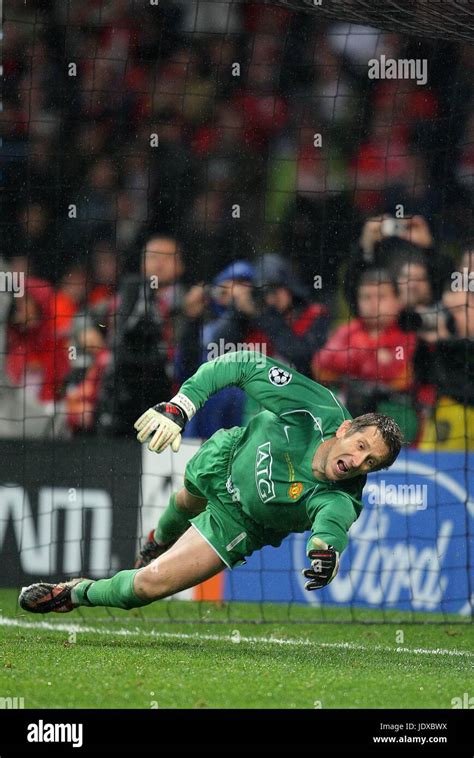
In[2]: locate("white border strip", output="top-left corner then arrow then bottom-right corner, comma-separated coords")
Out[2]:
1,616 -> 472,658
190,522 -> 232,569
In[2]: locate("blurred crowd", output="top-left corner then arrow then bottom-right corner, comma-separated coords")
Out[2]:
1,0 -> 473,450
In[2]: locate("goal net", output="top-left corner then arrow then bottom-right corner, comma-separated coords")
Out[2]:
1,0 -> 472,624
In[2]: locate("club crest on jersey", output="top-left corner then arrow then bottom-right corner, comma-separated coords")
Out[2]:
255,442 -> 276,503
288,482 -> 303,500
268,366 -> 292,386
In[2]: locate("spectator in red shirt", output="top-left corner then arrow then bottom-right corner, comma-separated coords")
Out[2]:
312,268 -> 417,397
6,277 -> 70,404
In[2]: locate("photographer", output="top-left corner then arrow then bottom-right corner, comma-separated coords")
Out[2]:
63,304 -> 112,434
213,254 -> 329,378
177,260 -> 256,438
395,247 -> 449,353
417,282 -> 474,450
394,247 -> 460,418
344,214 -> 453,313
94,235 -> 186,436
396,249 -> 438,311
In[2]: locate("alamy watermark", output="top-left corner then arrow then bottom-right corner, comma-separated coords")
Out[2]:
0,271 -> 24,297
207,339 -> 267,367
367,481 -> 428,510
0,696 -> 25,709
450,268 -> 474,292
451,692 -> 474,708
368,55 -> 428,86
27,720 -> 83,748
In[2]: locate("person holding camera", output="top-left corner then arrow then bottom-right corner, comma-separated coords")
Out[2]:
177,260 -> 257,438
395,247 -> 454,341
177,254 -> 328,429
392,247 -> 463,424
417,280 -> 474,450
344,213 -> 453,315
208,254 -> 330,377
93,235 -> 186,436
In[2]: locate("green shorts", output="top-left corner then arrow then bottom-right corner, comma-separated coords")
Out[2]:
184,427 -> 269,569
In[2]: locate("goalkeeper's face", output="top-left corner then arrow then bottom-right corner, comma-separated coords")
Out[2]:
324,421 -> 390,481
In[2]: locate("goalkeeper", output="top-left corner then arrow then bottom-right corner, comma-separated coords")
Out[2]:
20,351 -> 403,614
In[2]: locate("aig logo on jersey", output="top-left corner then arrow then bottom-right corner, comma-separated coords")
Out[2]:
255,442 -> 276,503
268,366 -> 292,386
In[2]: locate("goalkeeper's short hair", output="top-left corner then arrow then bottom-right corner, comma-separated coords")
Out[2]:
347,413 -> 404,469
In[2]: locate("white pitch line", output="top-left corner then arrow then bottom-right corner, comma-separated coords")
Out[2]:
1,616 -> 473,659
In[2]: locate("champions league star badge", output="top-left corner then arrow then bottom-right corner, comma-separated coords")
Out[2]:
268,366 -> 292,386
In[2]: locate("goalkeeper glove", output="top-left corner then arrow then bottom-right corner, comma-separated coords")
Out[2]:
134,393 -> 195,453
302,537 -> 340,590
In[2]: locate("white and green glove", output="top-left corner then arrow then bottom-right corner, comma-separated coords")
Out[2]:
134,393 -> 196,453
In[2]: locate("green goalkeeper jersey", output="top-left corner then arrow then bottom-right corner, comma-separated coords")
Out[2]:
179,351 -> 365,554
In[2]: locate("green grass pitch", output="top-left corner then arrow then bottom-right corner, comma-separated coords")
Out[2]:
0,589 -> 472,709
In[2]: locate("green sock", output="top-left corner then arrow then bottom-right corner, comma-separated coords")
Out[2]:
72,570 -> 149,610
154,491 -> 191,545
